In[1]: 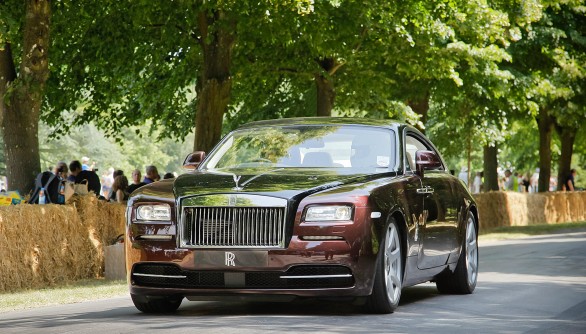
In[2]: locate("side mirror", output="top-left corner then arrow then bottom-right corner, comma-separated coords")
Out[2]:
183,151 -> 206,170
415,150 -> 442,177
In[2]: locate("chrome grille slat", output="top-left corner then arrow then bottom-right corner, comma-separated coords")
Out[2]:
181,206 -> 286,248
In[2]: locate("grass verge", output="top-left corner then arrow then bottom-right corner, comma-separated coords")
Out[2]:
1,222 -> 585,313
0,279 -> 127,313
479,221 -> 586,241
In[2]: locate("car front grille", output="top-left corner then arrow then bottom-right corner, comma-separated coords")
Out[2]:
181,206 -> 286,248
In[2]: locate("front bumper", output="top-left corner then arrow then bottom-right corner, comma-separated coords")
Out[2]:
126,239 -> 378,298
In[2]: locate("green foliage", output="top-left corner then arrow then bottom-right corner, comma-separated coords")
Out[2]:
2,0 -> 586,192
43,0 -> 202,140
39,122 -> 194,176
0,0 -> 24,46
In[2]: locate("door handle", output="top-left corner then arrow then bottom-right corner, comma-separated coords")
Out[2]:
417,186 -> 434,194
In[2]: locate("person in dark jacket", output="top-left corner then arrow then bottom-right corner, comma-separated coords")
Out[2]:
127,169 -> 146,194
143,165 -> 160,184
69,160 -> 101,196
565,169 -> 577,191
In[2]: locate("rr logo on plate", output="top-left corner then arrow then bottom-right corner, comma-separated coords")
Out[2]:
225,252 -> 236,266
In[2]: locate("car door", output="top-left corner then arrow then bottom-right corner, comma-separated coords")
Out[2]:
405,133 -> 459,270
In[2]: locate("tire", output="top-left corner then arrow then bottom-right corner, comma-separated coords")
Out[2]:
365,218 -> 403,314
436,212 -> 478,294
131,294 -> 183,313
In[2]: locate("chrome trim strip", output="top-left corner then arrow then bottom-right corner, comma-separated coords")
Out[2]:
131,220 -> 173,225
133,273 -> 187,279
279,274 -> 353,279
136,235 -> 173,240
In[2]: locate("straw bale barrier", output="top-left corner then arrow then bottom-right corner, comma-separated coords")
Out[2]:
474,191 -> 586,230
0,196 -> 125,292
1,191 -> 584,292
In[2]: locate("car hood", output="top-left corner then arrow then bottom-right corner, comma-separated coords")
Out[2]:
172,168 -> 394,200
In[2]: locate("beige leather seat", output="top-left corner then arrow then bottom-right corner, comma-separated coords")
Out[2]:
302,152 -> 334,167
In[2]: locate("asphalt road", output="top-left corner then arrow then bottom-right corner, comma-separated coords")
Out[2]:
1,231 -> 585,334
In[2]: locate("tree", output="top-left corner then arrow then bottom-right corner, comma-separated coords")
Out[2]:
231,1 -> 480,125
0,0 -> 50,195
506,1 -> 586,192
44,1 -> 311,154
423,0 -> 538,190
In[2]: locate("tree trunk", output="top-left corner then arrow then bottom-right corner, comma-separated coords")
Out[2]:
315,57 -> 340,117
407,92 -> 429,133
193,10 -> 234,153
0,0 -> 50,195
536,108 -> 554,192
483,144 -> 499,191
555,125 -> 576,191
315,74 -> 334,117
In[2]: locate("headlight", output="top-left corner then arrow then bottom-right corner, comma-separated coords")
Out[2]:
136,204 -> 171,221
305,205 -> 353,221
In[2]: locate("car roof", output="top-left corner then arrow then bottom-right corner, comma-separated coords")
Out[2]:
239,117 -> 409,130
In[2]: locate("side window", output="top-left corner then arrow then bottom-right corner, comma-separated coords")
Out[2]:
405,134 -> 444,171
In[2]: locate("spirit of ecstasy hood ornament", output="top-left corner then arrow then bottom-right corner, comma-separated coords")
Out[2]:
232,175 -> 243,191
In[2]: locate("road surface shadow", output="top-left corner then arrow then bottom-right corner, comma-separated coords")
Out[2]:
170,284 -> 441,316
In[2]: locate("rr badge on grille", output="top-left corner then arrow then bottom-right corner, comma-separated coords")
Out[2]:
225,252 -> 236,266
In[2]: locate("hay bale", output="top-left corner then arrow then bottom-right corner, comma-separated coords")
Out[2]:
567,192 -> 586,222
503,192 -> 530,226
69,196 -> 126,275
474,192 -> 511,229
524,193 -> 544,224
536,191 -> 586,224
0,204 -> 95,291
0,196 -> 127,292
475,191 -> 586,230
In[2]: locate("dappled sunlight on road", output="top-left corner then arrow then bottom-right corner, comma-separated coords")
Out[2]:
480,272 -> 586,285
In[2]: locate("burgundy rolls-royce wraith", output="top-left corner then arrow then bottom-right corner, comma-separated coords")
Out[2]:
125,117 -> 479,314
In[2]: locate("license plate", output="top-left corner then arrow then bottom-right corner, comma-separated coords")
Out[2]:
194,250 -> 268,269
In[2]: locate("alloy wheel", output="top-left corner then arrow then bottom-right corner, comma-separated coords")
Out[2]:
384,223 -> 402,304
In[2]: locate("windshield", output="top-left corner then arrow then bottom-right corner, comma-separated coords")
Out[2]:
202,125 -> 396,172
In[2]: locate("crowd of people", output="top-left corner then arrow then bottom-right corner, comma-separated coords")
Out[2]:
49,157 -> 176,203
458,167 -> 579,193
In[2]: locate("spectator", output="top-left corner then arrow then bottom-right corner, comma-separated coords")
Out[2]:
107,169 -> 125,201
143,165 -> 160,184
53,161 -> 68,180
127,169 -> 146,194
517,173 -> 525,192
81,156 -> 95,171
111,175 -> 130,203
69,160 -> 101,196
503,170 -> 514,191
163,172 -> 175,180
101,167 -> 114,198
549,176 -> 557,192
522,172 -> 531,193
472,171 -> 483,194
530,168 -> 540,193
458,166 -> 469,186
565,169 -> 577,191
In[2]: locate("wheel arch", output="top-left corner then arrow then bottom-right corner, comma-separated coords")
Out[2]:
468,204 -> 480,235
